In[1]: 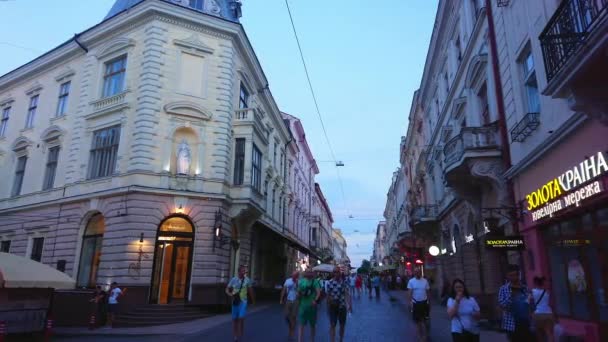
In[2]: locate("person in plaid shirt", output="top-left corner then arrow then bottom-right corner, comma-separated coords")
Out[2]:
498,264 -> 533,341
326,266 -> 352,342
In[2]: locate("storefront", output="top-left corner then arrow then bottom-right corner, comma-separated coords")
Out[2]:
516,121 -> 608,341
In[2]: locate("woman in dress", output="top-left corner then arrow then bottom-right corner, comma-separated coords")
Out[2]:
529,276 -> 555,342
446,279 -> 480,342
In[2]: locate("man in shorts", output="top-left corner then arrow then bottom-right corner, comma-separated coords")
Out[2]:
298,268 -> 321,342
407,267 -> 430,342
226,266 -> 255,342
280,271 -> 300,340
326,266 -> 352,342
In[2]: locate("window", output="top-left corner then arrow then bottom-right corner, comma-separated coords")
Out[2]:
189,0 -> 204,10
30,237 -> 44,262
1,240 -> 10,253
252,144 -> 262,191
478,83 -> 490,124
77,214 -> 105,288
455,37 -> 462,64
520,50 -> 540,113
12,156 -> 27,197
88,126 -> 120,179
25,95 -> 38,129
42,146 -> 60,190
56,81 -> 71,117
239,83 -> 249,109
0,107 -> 9,137
271,189 -> 276,218
102,56 -> 127,97
233,138 -> 245,185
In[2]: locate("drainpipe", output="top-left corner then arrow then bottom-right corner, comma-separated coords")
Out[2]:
73,33 -> 88,53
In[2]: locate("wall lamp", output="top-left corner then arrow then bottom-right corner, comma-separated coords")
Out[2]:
213,210 -> 239,251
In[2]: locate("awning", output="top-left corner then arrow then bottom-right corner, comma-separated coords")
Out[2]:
0,252 -> 75,289
312,263 -> 335,273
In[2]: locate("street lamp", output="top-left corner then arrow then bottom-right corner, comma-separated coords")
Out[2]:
428,245 -> 440,256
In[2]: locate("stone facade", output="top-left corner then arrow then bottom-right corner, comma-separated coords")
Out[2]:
0,0 -> 333,323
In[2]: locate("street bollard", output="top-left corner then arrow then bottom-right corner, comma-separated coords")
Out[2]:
89,313 -> 96,330
44,316 -> 53,342
0,320 -> 6,342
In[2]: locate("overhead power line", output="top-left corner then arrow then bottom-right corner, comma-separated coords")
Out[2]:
283,0 -> 349,212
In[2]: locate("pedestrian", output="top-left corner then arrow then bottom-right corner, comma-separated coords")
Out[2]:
89,285 -> 107,328
529,276 -> 555,342
498,264 -> 533,341
281,271 -> 300,341
407,267 -> 431,342
107,282 -> 126,328
227,265 -> 255,342
348,273 -> 356,298
372,273 -> 381,298
447,279 -> 480,342
354,274 -> 362,298
366,275 -> 372,298
396,274 -> 402,291
326,267 -> 352,342
298,268 -> 322,342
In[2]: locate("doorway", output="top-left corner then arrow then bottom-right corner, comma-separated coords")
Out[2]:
150,216 -> 194,304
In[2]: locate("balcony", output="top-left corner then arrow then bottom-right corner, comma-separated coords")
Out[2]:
510,112 -> 540,143
410,205 -> 438,234
540,0 -> 608,98
443,124 -> 501,187
234,108 -> 270,140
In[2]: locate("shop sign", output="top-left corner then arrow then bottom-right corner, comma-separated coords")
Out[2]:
556,239 -> 591,247
485,236 -> 525,250
525,151 -> 608,222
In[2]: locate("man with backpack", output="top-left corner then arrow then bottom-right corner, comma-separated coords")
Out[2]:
298,268 -> 321,342
498,264 -> 533,341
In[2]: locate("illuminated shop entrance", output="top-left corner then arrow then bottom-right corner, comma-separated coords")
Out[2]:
150,216 -> 194,304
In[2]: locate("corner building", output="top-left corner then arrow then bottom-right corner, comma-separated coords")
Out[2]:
0,0 -> 319,325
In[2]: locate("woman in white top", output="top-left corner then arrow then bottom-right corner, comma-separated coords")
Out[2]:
529,276 -> 555,342
446,279 -> 480,342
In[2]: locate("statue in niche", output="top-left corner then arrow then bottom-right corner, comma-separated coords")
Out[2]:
176,139 -> 192,175
208,0 -> 222,14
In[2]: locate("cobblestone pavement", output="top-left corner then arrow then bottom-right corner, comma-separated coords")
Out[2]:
179,288 -> 451,342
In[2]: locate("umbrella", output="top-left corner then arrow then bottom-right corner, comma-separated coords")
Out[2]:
0,252 -> 75,289
312,263 -> 336,273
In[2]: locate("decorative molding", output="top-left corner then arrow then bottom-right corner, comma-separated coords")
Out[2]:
0,96 -> 15,107
25,82 -> 43,96
11,136 -> 34,152
54,67 -> 76,83
452,96 -> 467,120
465,53 -> 488,89
164,101 -> 212,120
95,37 -> 136,60
174,34 -> 215,55
40,125 -> 65,142
88,90 -> 130,119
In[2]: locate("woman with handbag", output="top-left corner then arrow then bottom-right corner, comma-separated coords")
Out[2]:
447,279 -> 481,342
529,276 -> 555,342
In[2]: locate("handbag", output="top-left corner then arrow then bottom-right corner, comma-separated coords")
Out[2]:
232,278 -> 245,306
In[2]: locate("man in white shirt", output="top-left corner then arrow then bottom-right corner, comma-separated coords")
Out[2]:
280,271 -> 299,340
107,281 -> 126,328
407,267 -> 431,342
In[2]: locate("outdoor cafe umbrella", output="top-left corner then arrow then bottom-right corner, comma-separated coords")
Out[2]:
0,252 -> 75,289
312,263 -> 336,273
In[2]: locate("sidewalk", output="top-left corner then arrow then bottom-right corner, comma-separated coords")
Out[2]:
53,304 -> 272,337
386,289 -> 508,342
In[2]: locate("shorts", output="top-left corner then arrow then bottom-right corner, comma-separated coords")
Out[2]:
284,300 -> 298,323
328,304 -> 347,327
232,300 -> 248,319
107,304 -> 118,314
412,301 -> 429,322
298,304 -> 317,326
533,313 -> 554,331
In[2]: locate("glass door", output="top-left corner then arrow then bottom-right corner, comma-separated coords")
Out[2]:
170,244 -> 191,301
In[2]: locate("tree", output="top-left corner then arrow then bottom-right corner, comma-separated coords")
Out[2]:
358,259 -> 371,274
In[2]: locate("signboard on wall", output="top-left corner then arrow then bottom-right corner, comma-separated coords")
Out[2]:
485,236 -> 525,250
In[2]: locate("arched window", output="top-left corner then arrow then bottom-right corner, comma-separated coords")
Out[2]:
77,214 -> 105,288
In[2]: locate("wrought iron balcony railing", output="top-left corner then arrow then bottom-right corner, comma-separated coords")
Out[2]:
443,124 -> 499,168
540,0 -> 608,81
510,112 -> 540,143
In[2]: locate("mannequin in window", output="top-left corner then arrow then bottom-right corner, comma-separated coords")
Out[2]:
176,139 -> 192,175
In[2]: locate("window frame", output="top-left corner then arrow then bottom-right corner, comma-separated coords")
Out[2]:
239,82 -> 249,109
189,0 -> 204,10
87,125 -> 121,179
30,237 -> 44,262
12,155 -> 27,197
42,146 -> 60,190
233,138 -> 246,185
519,49 -> 541,114
251,144 -> 262,192
0,106 -> 10,137
25,95 -> 39,129
0,240 -> 10,253
55,81 -> 71,117
102,55 -> 127,98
